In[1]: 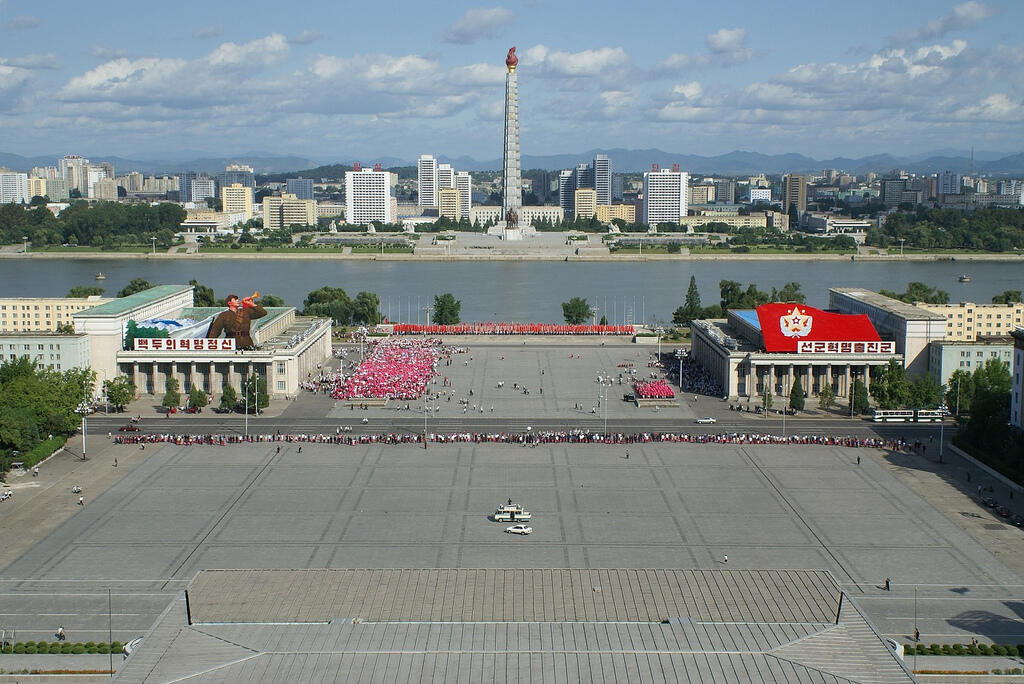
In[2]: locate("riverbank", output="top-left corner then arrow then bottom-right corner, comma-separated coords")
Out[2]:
2,251 -> 1022,262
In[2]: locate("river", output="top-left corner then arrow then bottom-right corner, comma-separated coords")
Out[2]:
2,258 -> 1022,324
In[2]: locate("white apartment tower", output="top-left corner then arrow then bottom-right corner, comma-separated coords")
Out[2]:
221,183 -> 254,220
346,165 -> 396,226
0,170 -> 30,204
455,171 -> 472,219
642,166 -> 688,227
437,163 -> 454,190
418,154 -> 438,207
59,155 -> 90,195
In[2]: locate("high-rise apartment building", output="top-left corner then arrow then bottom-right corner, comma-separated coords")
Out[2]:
30,166 -> 59,180
437,164 -> 454,190
782,174 -> 807,215
689,184 -> 715,205
438,188 -> 461,221
642,166 -> 688,226
592,154 -> 611,205
116,171 -> 143,193
455,171 -> 472,219
217,164 -> 256,189
190,178 -> 216,203
574,188 -> 598,220
286,177 -> 314,200
346,166 -> 396,226
714,179 -> 736,204
86,167 -> 107,199
749,187 -> 772,204
45,178 -> 69,201
937,171 -> 962,196
418,154 -> 438,207
178,172 -> 197,203
92,178 -> 119,201
263,193 -> 316,231
221,183 -> 254,221
0,170 -> 30,204
59,155 -> 89,195
558,170 -> 576,218
28,177 -> 47,200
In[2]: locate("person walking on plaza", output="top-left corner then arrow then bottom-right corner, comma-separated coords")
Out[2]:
78,496 -> 84,506
722,554 -> 728,564
56,626 -> 65,641
113,458 -> 117,468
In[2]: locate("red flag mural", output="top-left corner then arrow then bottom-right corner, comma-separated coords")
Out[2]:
756,303 -> 880,353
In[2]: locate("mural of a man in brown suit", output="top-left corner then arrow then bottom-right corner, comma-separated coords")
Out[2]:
206,292 -> 266,349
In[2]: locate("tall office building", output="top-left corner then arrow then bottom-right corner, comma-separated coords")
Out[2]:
59,155 -> 90,195
937,171 -> 961,196
86,166 -> 107,199
437,164 -> 454,190
642,166 -> 688,226
346,166 -> 396,225
92,178 -> 119,201
438,188 -> 461,221
592,154 -> 611,205
286,177 -> 314,200
30,166 -> 59,180
178,172 -> 197,203
714,179 -> 736,204
221,183 -> 254,220
263,193 -> 316,231
189,178 -> 216,203
28,177 -> 47,200
418,154 -> 437,207
558,170 -> 576,218
0,170 -> 30,204
574,188 -> 598,220
455,171 -> 472,219
782,174 -> 808,215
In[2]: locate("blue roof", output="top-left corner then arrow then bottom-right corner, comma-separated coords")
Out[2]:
734,310 -> 761,331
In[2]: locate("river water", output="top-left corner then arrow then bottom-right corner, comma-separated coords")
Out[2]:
2,258 -> 1022,324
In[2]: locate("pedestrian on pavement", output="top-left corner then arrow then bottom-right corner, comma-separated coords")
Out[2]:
78,496 -> 84,506
113,458 -> 117,468
914,628 -> 920,641
723,554 -> 728,564
298,447 -> 302,454
32,466 -> 39,477
56,626 -> 65,641
856,455 -> 860,465
884,577 -> 890,591
625,451 -> 629,459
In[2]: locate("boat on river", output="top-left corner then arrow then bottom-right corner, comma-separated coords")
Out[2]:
95,272 -> 106,280
958,274 -> 971,283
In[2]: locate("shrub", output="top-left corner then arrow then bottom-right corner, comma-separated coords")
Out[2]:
992,644 -> 1007,656
929,643 -> 942,655
967,644 -> 979,655
96,642 -> 109,654
24,644 -> 36,654
110,640 -> 122,652
940,644 -> 952,655
1,643 -> 12,654
978,643 -> 992,655
85,643 -> 97,653
13,642 -> 25,654
993,669 -> 1003,675
60,642 -> 73,654
37,640 -> 50,650
951,643 -> 964,654
1006,644 -> 1019,656
84,640 -> 96,650
71,644 -> 85,654
48,642 -> 63,654
1009,668 -> 1023,675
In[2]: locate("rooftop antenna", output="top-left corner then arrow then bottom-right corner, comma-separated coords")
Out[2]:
969,147 -> 974,176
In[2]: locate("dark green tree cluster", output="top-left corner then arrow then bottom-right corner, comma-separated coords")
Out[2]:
66,286 -> 105,298
868,207 -> 1024,251
242,373 -> 270,413
879,281 -> 949,304
432,293 -> 461,324
0,201 -> 185,248
562,297 -> 592,325
0,357 -> 96,470
724,226 -> 857,252
103,376 -> 136,412
300,286 -> 380,325
991,290 -> 1023,305
955,358 -> 1023,484
672,278 -> 807,327
869,360 -> 944,409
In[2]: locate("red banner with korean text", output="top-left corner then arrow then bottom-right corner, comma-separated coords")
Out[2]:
756,303 -> 881,353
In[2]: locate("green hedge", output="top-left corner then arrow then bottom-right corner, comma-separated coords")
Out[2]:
907,642 -> 1022,656
3,640 -> 120,655
4,435 -> 67,473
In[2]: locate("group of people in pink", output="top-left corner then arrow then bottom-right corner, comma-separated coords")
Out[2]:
392,323 -> 634,335
331,339 -> 443,400
634,379 -> 676,399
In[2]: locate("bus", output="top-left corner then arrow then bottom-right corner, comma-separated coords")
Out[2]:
871,410 -> 915,422
913,409 -> 946,423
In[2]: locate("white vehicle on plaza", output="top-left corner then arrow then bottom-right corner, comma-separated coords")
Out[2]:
493,502 -> 531,522
695,417 -> 716,424
506,524 -> 533,535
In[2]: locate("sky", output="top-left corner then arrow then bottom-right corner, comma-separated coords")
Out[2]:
1,0 -> 1022,163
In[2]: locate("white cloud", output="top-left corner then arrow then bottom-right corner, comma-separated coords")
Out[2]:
888,1 -> 997,46
289,30 -> 323,45
441,7 -> 514,45
706,28 -> 746,54
523,44 -> 630,81
1,53 -> 58,69
91,45 -> 127,60
192,25 -> 222,39
945,93 -> 1024,122
0,64 -> 31,110
3,15 -> 39,30
672,81 -> 703,99
655,27 -> 753,74
206,34 -> 288,67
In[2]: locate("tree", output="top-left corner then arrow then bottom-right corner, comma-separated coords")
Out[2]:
908,374 -> 944,408
189,279 -> 216,307
599,314 -> 608,326
55,323 -> 76,334
188,385 -> 208,410
261,294 -> 286,307
818,383 -> 835,410
992,290 -> 1023,305
220,383 -> 238,411
104,376 -> 136,412
432,293 -> 461,324
162,376 -> 180,411
351,291 -> 381,324
562,297 -> 590,325
673,276 -> 703,326
852,379 -> 870,414
117,278 -> 153,298
789,377 -> 805,411
67,286 -> 105,298
301,286 -> 351,323
963,358 -> 1013,458
242,373 -> 269,413
879,281 -> 949,304
762,387 -> 773,410
771,282 -> 806,303
944,369 -> 974,416
869,359 -> 912,409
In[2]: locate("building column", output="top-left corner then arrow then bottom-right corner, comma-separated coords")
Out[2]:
863,365 -> 871,393
826,364 -> 833,394
132,362 -> 139,396
749,363 -> 756,398
845,366 -> 852,399
189,362 -> 197,395
806,364 -> 813,395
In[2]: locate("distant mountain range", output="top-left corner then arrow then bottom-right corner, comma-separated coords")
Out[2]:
3,148 -> 1023,177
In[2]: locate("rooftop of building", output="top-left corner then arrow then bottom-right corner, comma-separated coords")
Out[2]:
73,285 -> 192,318
930,337 -> 1014,346
115,568 -> 914,683
0,331 -> 88,339
917,300 -> 1024,308
829,287 -> 947,321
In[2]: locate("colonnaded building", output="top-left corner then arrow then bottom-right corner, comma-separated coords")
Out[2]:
72,285 -> 331,399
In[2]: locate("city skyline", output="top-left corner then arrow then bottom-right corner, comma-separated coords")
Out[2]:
0,1 -> 1022,161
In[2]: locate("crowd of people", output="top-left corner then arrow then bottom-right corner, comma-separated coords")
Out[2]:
114,430 -> 912,450
675,358 -> 723,397
391,323 -> 635,336
634,380 -> 676,399
330,339 -> 444,400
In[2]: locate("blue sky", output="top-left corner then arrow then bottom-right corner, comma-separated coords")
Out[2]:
1,0 -> 1022,162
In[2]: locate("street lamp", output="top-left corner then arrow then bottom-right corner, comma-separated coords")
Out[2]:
22,236 -> 28,253
75,390 -> 91,461
424,306 -> 433,327
897,238 -> 905,257
151,236 -> 156,254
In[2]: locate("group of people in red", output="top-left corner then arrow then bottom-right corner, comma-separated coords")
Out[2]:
634,379 -> 676,399
392,323 -> 634,335
331,339 -> 442,400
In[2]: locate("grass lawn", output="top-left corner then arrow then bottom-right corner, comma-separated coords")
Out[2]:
32,245 -> 154,253
350,245 -> 414,254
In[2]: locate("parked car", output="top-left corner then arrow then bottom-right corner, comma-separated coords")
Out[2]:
695,417 -> 716,424
119,424 -> 140,432
506,524 -> 533,535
